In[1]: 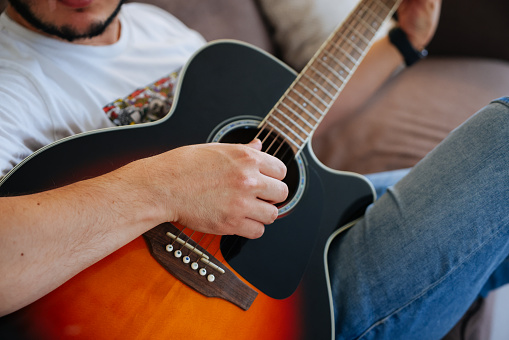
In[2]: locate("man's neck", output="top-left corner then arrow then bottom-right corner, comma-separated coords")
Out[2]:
5,5 -> 121,46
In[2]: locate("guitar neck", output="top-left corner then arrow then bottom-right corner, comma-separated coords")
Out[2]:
261,0 -> 401,154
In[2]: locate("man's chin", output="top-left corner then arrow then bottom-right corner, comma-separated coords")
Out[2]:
7,0 -> 124,42
44,22 -> 108,42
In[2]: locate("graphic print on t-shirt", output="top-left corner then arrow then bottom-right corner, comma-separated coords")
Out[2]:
103,71 -> 179,126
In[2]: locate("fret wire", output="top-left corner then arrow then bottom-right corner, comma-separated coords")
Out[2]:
334,30 -> 364,58
286,95 -> 320,123
280,101 -> 315,129
375,0 -> 390,11
384,0 -> 399,7
353,26 -> 374,45
271,110 -> 309,140
302,73 -> 334,99
331,33 -> 360,59
367,0 -> 384,12
369,0 -> 389,18
345,23 -> 372,46
359,11 -> 377,36
342,32 -> 364,55
265,120 -> 302,149
291,88 -> 326,116
296,82 -> 330,107
323,49 -> 352,74
309,65 -> 341,91
360,2 -> 377,19
361,2 -> 383,25
261,125 -> 291,158
263,0 -> 401,150
356,13 -> 378,35
317,58 -> 346,83
330,41 -> 358,64
267,115 -> 306,144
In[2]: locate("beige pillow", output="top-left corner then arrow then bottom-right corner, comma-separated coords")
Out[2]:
259,0 -> 392,70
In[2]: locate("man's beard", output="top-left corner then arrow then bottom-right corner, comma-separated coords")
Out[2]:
7,0 -> 124,42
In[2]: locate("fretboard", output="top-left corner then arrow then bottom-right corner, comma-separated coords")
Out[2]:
260,0 -> 401,154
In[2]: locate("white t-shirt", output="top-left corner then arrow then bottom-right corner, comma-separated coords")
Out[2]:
0,3 -> 206,175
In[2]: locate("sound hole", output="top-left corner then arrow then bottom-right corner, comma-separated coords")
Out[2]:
217,125 -> 302,213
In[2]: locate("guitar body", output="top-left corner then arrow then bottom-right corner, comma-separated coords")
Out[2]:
0,41 -> 375,339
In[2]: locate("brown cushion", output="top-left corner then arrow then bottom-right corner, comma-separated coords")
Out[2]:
0,1 -> 274,53
126,0 -> 274,53
312,57 -> 509,173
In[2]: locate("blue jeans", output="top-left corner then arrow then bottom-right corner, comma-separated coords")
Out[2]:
328,97 -> 509,339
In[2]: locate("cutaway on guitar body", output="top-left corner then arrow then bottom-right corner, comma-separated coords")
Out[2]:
0,0 -> 401,337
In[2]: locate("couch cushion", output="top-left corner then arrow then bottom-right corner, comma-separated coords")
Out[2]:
259,0 -> 509,69
258,0 -> 391,70
127,0 -> 273,52
312,57 -> 509,173
0,0 -> 274,53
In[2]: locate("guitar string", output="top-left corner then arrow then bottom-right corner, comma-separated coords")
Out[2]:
186,232 -> 207,266
209,6 -> 383,266
179,229 -> 196,256
216,125 -> 297,267
199,234 -> 219,271
179,0 -> 391,272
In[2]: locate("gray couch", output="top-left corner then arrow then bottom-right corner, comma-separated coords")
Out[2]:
1,0 -> 507,338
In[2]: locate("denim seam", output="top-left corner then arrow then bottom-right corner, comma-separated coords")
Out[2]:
491,97 -> 509,107
356,120 -> 509,338
356,222 -> 508,339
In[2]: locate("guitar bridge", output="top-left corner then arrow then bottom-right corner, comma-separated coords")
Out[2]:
143,223 -> 257,310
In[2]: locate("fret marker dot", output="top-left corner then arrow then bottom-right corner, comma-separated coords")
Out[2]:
313,88 -> 318,92
303,103 -> 307,107
322,56 -> 327,61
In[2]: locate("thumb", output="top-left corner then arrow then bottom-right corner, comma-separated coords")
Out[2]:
246,138 -> 263,151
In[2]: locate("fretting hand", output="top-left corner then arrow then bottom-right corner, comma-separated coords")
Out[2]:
397,0 -> 441,50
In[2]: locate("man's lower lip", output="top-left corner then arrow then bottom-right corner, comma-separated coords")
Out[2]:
58,0 -> 93,9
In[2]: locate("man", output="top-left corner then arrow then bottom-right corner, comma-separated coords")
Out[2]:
0,0 -> 507,338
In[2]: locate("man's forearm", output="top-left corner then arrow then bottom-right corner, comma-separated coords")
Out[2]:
0,141 -> 288,316
0,164 -> 164,316
314,36 -> 404,138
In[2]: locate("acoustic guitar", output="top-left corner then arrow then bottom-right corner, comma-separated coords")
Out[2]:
0,0 -> 400,338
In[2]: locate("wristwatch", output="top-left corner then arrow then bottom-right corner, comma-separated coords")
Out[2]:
388,27 -> 428,66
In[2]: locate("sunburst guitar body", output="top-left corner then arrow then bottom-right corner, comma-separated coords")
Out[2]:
0,0 -> 402,338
